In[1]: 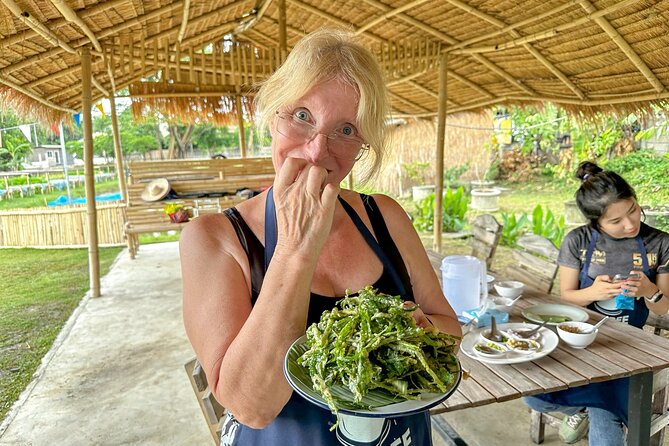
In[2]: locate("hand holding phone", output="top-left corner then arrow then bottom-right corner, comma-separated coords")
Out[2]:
613,273 -> 641,282
613,273 -> 640,309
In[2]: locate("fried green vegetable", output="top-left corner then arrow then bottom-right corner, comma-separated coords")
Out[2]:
297,286 -> 459,428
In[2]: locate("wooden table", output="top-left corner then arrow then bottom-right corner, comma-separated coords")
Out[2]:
428,288 -> 669,446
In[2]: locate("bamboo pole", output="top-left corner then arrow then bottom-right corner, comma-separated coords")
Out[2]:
278,0 -> 287,62
236,95 -> 246,157
434,53 -> 448,252
81,47 -> 101,297
109,93 -> 127,202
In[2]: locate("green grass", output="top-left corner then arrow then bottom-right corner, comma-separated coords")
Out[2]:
0,247 -> 122,422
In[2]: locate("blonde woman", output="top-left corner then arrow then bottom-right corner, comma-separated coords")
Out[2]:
180,28 -> 461,446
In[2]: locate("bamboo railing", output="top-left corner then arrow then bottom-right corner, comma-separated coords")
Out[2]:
0,203 -> 126,248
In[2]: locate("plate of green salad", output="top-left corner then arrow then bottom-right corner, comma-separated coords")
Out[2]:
283,287 -> 462,422
522,303 -> 589,326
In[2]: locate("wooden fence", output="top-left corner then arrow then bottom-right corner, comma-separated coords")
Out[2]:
0,204 -> 126,248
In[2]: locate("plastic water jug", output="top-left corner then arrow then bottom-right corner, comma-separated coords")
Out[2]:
440,255 -> 488,316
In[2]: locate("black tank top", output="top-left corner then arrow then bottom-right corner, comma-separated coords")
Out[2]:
219,194 -> 431,446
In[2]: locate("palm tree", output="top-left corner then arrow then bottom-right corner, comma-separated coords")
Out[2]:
0,140 -> 32,171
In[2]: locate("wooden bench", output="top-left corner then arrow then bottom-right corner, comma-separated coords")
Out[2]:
124,157 -> 275,258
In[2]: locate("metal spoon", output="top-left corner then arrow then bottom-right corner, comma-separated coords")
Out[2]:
486,315 -> 504,342
582,316 -> 609,334
514,321 -> 548,339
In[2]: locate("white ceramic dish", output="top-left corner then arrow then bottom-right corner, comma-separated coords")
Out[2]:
486,274 -> 495,291
284,334 -> 462,417
490,294 -> 522,307
461,322 -> 558,364
557,321 -> 598,349
522,304 -> 589,326
494,281 -> 524,299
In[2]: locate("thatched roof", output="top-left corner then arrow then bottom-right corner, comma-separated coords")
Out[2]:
1,0 -> 669,125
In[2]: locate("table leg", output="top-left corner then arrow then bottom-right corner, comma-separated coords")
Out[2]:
628,371 -> 653,446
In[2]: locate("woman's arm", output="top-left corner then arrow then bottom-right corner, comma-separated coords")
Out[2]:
559,265 -> 621,307
182,159 -> 339,429
643,272 -> 669,315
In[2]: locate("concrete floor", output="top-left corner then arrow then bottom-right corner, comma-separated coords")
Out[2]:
0,242 -> 585,446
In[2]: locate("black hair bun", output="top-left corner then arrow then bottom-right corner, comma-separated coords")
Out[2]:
576,161 -> 603,181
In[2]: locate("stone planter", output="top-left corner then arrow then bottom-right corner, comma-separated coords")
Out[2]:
643,206 -> 669,227
471,180 -> 495,189
470,188 -> 501,211
564,200 -> 587,225
412,185 -> 435,202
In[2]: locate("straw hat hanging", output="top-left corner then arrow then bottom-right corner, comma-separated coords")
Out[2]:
141,178 -> 172,202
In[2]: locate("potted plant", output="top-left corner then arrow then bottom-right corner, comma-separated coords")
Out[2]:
470,187 -> 502,211
164,203 -> 190,223
402,161 -> 434,201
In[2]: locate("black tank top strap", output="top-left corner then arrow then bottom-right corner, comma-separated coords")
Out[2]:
359,194 -> 414,300
223,208 -> 263,301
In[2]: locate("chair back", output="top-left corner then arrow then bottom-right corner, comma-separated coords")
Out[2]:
469,214 -> 503,270
505,234 -> 559,294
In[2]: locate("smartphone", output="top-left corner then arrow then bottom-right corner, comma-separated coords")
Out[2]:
613,273 -> 641,281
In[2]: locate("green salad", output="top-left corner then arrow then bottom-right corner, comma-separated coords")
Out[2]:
297,286 -> 460,426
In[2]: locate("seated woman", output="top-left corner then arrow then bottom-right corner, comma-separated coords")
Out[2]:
524,161 -> 669,445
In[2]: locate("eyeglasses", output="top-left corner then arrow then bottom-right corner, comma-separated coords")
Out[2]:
275,111 -> 367,160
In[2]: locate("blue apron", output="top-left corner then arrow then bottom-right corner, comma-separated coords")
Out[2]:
534,228 -> 655,425
580,228 -> 653,328
223,188 -> 430,446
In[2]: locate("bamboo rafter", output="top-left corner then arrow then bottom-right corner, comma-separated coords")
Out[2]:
49,0 -> 103,52
446,0 -> 580,51
0,2 -> 182,76
355,0 -> 431,35
177,0 -> 191,43
1,0 -> 76,54
449,0 -> 639,54
445,0 -> 584,99
358,0 -> 534,100
577,0 -> 664,93
234,0 -> 275,34
360,0 -> 455,43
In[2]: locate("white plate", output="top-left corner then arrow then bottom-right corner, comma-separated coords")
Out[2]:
283,334 -> 462,418
522,304 -> 589,326
461,323 -> 559,364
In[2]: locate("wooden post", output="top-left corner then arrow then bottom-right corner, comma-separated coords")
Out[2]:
109,93 -> 127,203
278,0 -> 287,62
236,95 -> 246,157
433,53 -> 447,252
81,47 -> 101,297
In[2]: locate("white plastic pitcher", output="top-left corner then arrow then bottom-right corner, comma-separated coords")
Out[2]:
440,255 -> 488,316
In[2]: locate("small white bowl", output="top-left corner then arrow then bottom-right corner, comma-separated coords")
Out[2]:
557,321 -> 597,349
486,274 -> 495,291
494,280 -> 524,299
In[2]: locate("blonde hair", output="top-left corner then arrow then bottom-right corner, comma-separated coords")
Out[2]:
255,27 -> 388,181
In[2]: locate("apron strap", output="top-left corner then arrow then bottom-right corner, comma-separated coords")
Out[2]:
337,196 -> 407,297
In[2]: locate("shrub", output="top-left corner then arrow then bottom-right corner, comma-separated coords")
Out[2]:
500,212 -> 530,247
412,187 -> 469,233
531,205 -> 565,247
